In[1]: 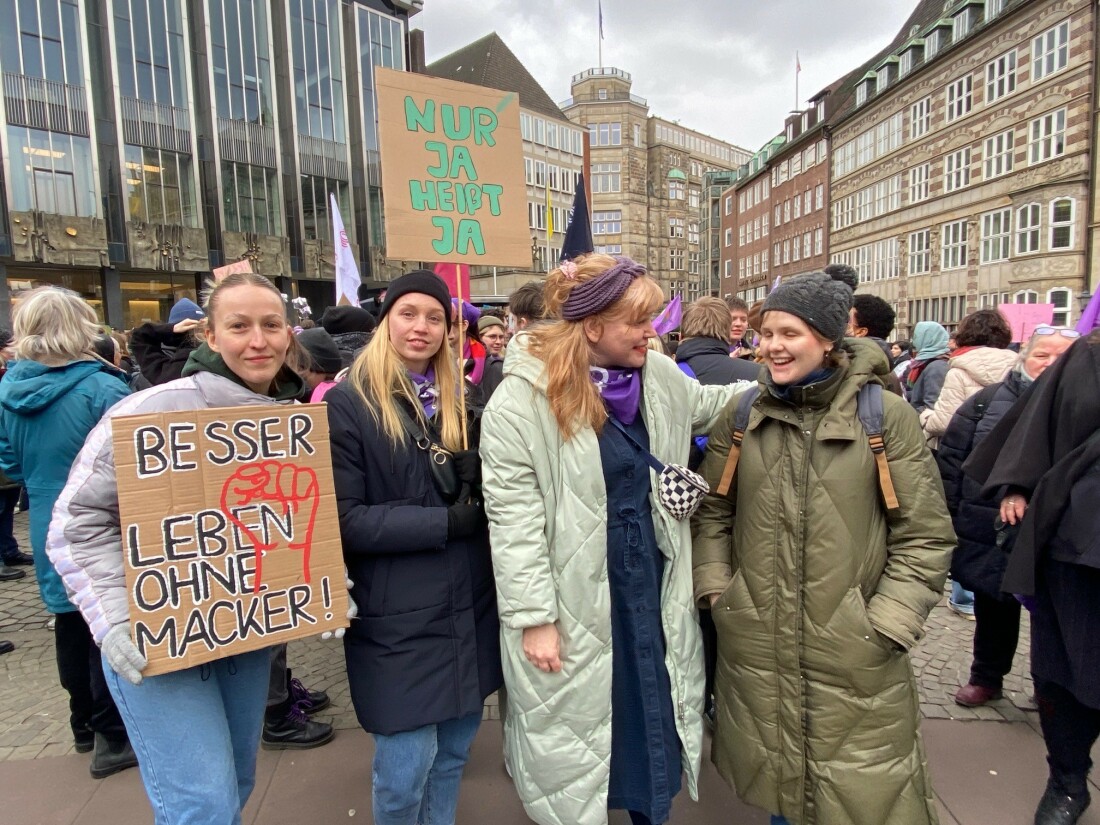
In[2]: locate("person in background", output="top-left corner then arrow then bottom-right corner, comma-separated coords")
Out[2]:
321,305 -> 377,368
327,270 -> 500,825
891,339 -> 913,387
921,309 -> 1016,618
726,296 -> 753,359
937,326 -> 1078,711
450,299 -> 486,386
0,328 -> 31,575
296,327 -> 343,399
963,330 -> 1100,825
49,272 -> 338,820
0,288 -> 135,778
907,321 -> 951,416
129,296 -> 204,389
846,295 -> 904,396
693,270 -> 953,825
478,315 -> 508,402
111,332 -> 134,376
481,254 -> 745,825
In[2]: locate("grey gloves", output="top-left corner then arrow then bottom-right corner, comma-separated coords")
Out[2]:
102,624 -> 147,685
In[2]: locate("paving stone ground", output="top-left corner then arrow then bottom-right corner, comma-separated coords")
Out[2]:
0,511 -> 1029,762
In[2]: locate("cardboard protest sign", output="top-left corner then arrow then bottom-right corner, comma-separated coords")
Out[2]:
212,259 -> 253,283
112,404 -> 348,676
998,303 -> 1055,342
375,67 -> 530,267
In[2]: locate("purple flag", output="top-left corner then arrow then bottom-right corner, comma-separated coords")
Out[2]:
1075,289 -> 1100,334
653,295 -> 682,336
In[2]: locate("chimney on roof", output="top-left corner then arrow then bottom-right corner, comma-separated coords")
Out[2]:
408,28 -> 426,72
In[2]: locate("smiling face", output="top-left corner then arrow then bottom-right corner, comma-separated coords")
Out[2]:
481,325 -> 506,356
388,293 -> 447,374
585,313 -> 656,369
758,310 -> 832,385
730,310 -> 749,343
204,284 -> 292,394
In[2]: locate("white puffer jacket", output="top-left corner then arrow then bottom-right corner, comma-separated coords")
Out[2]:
480,334 -> 748,825
46,372 -> 297,644
919,346 -> 1017,447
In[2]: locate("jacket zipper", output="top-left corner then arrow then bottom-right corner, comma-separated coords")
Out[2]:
796,406 -> 812,823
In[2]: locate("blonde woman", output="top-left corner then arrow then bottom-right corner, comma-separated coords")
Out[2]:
0,287 -> 134,777
480,254 -> 745,825
325,270 -> 502,825
47,272 -> 313,820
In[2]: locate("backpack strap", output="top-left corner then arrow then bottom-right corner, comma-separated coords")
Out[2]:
969,383 -> 999,420
716,386 -> 760,496
856,383 -> 900,512
678,361 -> 697,380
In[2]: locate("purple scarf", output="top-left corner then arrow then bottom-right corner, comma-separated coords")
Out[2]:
590,366 -> 641,425
407,367 -> 439,419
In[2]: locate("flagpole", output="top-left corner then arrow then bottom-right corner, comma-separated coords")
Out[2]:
795,52 -> 800,110
454,266 -> 469,451
598,0 -> 603,68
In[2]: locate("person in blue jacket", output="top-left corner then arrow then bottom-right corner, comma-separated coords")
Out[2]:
0,286 -> 135,778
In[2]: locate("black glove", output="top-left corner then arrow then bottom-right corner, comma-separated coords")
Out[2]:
452,450 -> 482,486
447,502 -> 483,539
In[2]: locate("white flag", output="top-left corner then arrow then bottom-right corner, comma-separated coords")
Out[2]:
331,192 -> 360,307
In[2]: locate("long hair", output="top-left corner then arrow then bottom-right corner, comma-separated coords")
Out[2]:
528,253 -> 664,440
200,271 -> 305,375
347,314 -> 463,452
13,287 -> 102,365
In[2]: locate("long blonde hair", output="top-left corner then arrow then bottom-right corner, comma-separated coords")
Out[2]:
528,253 -> 664,439
347,313 -> 464,452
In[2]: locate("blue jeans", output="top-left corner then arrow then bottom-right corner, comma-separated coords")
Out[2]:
103,648 -> 270,825
771,817 -> 791,825
371,711 -> 481,825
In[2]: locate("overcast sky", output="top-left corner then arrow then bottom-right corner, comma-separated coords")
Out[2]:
418,0 -> 918,152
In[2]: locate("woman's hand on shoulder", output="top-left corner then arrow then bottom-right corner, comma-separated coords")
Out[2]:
522,623 -> 562,673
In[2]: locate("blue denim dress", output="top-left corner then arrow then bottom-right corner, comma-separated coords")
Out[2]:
599,415 -> 683,824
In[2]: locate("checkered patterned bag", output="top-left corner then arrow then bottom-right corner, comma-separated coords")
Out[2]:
656,462 -> 710,520
607,416 -> 710,521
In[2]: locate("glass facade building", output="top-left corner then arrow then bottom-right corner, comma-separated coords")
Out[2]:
0,0 -> 419,327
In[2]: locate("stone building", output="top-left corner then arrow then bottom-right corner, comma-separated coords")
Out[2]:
424,32 -> 585,300
0,0 -> 422,327
828,0 -> 1097,336
560,67 -> 750,299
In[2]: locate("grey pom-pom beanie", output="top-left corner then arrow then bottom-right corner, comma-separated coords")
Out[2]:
761,270 -> 855,344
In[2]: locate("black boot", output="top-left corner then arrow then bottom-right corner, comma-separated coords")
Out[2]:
72,724 -> 94,754
89,733 -> 138,779
262,703 -> 334,750
1035,782 -> 1091,825
287,671 -> 330,715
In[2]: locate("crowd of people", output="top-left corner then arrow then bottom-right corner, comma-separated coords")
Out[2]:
0,255 -> 1095,825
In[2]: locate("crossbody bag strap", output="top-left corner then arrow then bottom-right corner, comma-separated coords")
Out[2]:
605,416 -> 666,474
393,401 -> 435,453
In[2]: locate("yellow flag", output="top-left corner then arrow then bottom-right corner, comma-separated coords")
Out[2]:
546,184 -> 553,236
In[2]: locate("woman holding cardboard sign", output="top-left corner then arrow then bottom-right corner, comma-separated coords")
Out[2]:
48,272 -> 336,824
325,270 -> 502,825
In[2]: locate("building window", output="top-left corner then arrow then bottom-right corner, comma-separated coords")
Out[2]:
774,204 -> 782,225
1048,288 -> 1071,325
589,122 -> 622,146
689,251 -> 701,275
1015,290 -> 1039,304
1016,203 -> 1041,254
591,162 -> 621,193
1032,20 -> 1070,81
899,51 -> 913,78
815,184 -> 824,211
725,228 -> 733,248
793,196 -> 801,219
910,97 -> 931,139
1050,198 -> 1075,249
762,214 -> 769,237
792,236 -> 801,262
908,163 -> 930,203
688,187 -> 700,208
783,200 -> 791,222
804,190 -> 812,214
946,75 -> 973,122
986,50 -> 1017,104
984,130 -> 1015,179
987,0 -> 1006,18
1029,109 -> 1066,164
981,209 -> 1011,263
738,225 -> 745,246
753,217 -> 761,241
942,220 -> 969,270
814,228 -> 823,255
688,221 -> 699,244
593,210 -> 622,234
669,249 -> 684,271
909,229 -> 931,274
124,145 -> 198,227
783,239 -> 790,263
773,241 -> 781,263
724,195 -> 733,215
953,10 -> 972,40
856,85 -> 868,107
669,217 -> 685,238
221,162 -> 280,235
944,147 -> 971,193
803,233 -> 812,259
598,88 -> 608,99
761,249 -> 769,272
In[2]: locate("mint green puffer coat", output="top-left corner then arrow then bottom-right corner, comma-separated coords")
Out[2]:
480,334 -> 749,825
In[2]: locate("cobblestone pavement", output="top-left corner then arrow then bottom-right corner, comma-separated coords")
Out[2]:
0,511 -> 1030,762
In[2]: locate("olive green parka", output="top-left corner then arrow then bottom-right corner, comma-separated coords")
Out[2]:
692,337 -> 954,825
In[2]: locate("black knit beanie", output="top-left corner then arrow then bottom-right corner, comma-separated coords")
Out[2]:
379,270 -> 452,329
297,328 -> 343,374
320,305 -> 377,336
762,270 -> 855,344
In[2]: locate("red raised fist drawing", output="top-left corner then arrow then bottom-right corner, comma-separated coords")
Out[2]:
220,460 -> 320,592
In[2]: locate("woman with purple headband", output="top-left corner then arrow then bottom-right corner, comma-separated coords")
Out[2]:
480,253 -> 748,825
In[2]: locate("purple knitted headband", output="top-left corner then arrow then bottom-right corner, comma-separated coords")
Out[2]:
560,257 -> 647,321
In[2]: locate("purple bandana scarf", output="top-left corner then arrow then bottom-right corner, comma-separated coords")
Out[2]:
590,366 -> 641,425
407,366 -> 439,419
